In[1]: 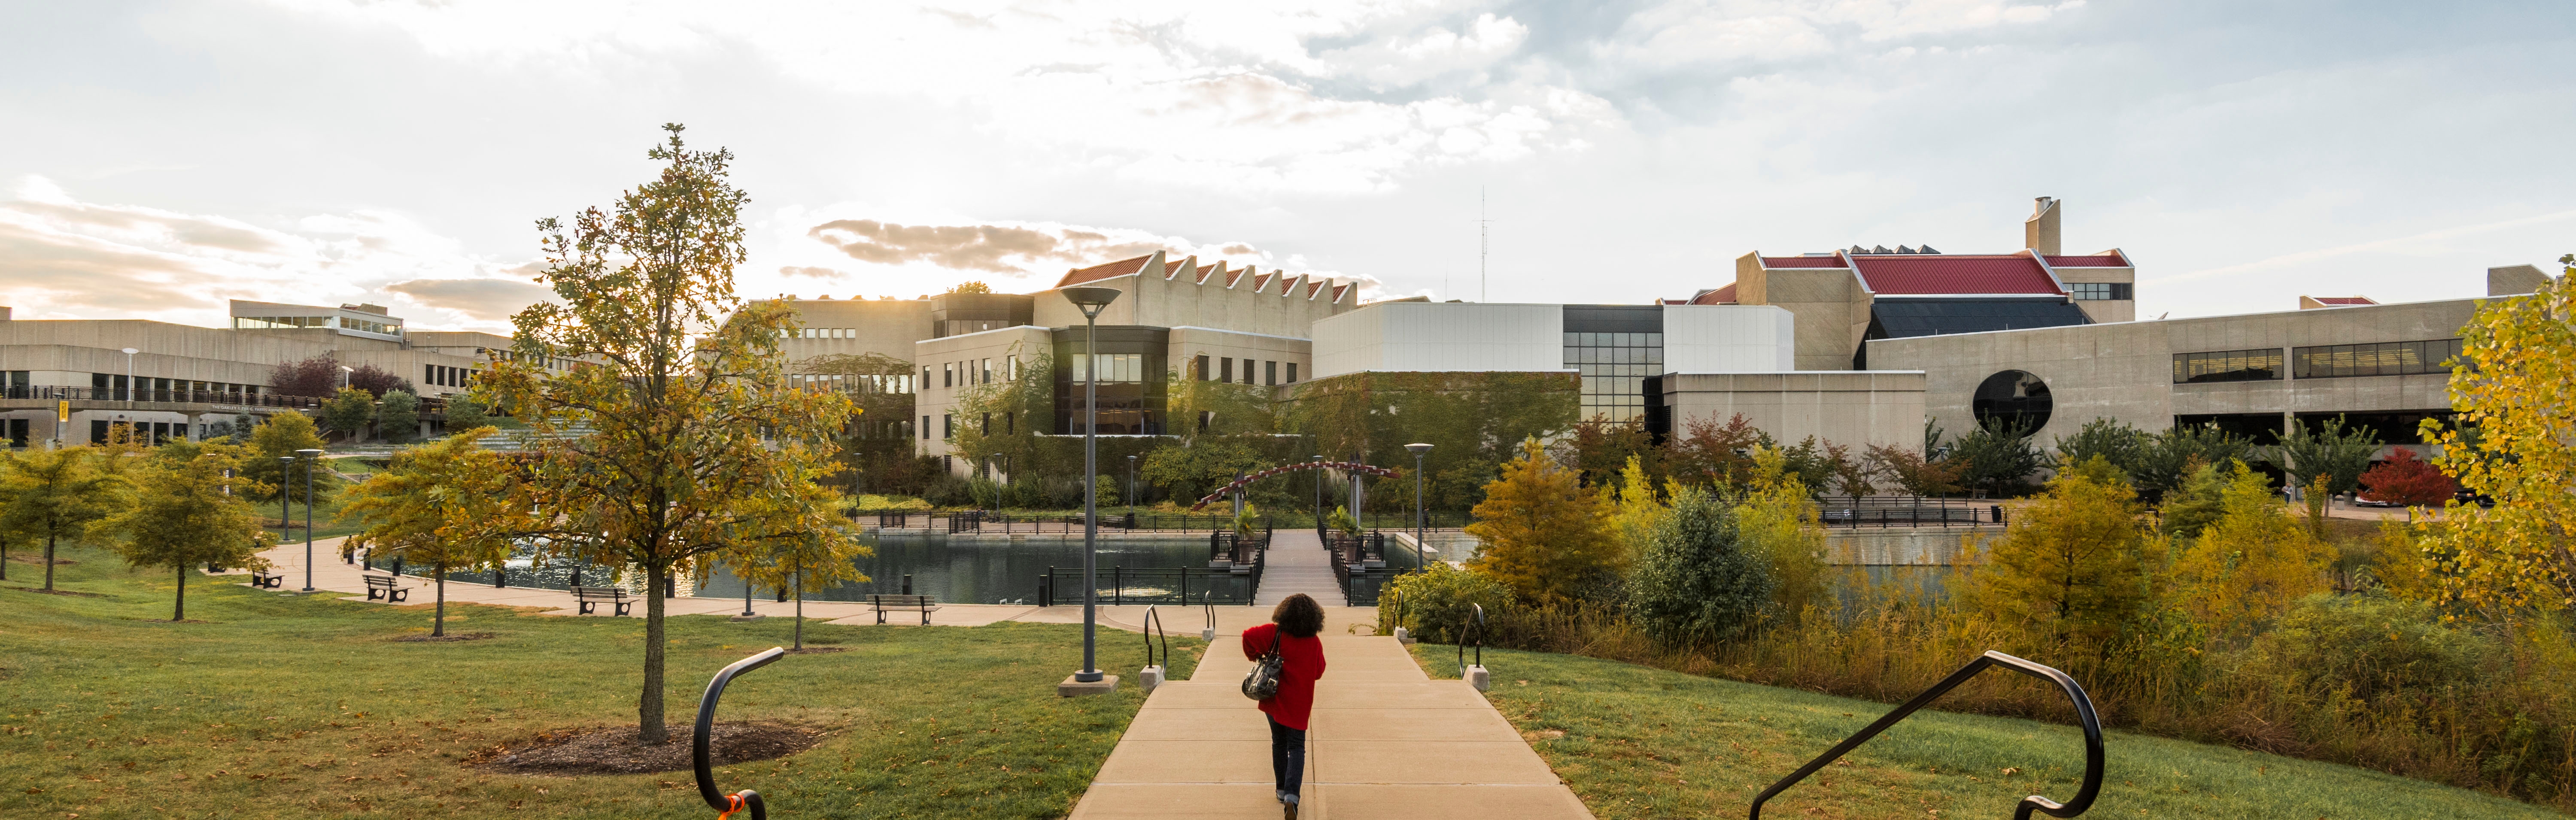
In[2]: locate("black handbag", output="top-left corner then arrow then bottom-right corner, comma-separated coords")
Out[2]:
1242,628 -> 1284,700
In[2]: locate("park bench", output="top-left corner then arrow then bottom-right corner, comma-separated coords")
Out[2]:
248,569 -> 285,589
869,594 -> 941,625
572,585 -> 633,617
363,574 -> 410,602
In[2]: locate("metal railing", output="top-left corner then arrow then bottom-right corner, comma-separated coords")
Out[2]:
1038,565 -> 1260,606
1141,605 -> 1168,671
1748,650 -> 2103,820
695,647 -> 784,820
1816,496 -> 2005,528
0,384 -> 452,413
1458,603 -> 1484,677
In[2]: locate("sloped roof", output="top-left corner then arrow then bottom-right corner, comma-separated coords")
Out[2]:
1690,283 -> 1738,304
1055,255 -> 1154,288
1850,253 -> 2062,295
2045,253 -> 2130,267
1760,255 -> 1848,268
2312,296 -> 2378,306
1869,298 -> 2093,338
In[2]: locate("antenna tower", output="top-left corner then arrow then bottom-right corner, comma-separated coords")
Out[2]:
1479,187 -> 1490,302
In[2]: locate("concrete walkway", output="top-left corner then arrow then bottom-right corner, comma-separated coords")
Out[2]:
1256,530 -> 1347,608
1070,635 -> 1592,820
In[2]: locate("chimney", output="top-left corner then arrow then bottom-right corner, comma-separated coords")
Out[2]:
2025,197 -> 2062,256
2488,264 -> 2549,296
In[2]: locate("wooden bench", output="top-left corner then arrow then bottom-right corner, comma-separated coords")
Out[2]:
248,569 -> 285,589
869,594 -> 941,625
363,574 -> 409,602
572,586 -> 632,617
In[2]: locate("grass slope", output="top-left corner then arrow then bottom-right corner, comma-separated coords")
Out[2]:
1,544 -> 1200,819
1413,643 -> 2557,820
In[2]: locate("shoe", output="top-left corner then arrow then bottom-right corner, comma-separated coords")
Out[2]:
1283,804 -> 1298,820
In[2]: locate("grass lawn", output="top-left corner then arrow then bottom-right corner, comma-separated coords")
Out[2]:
2,544 -> 1202,819
1412,643 -> 2558,820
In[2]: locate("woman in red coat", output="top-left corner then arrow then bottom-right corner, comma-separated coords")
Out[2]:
1244,593 -> 1327,818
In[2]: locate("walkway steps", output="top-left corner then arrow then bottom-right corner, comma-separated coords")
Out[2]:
1070,635 -> 1592,820
1255,530 -> 1347,608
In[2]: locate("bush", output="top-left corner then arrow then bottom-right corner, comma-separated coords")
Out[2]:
922,473 -> 974,508
2260,593 -> 2491,702
1627,485 -> 1772,647
1377,563 -> 1512,644
853,494 -> 932,512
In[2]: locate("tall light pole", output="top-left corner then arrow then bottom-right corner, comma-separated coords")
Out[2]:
1406,443 -> 1433,559
121,347 -> 137,407
277,456 -> 295,553
296,448 -> 322,591
1311,454 -> 1324,539
1061,285 -> 1121,687
1125,454 -> 1137,520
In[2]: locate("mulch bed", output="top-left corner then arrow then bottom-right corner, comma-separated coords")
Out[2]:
395,632 -> 498,643
5,553 -> 74,565
468,723 -> 825,776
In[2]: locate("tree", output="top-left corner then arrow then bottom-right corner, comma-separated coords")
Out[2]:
2053,417 -> 2152,481
949,340 -> 1063,490
0,446 -> 128,591
1737,448 -> 1829,620
346,364 -> 412,397
377,390 -> 420,444
1605,455 -> 1667,560
267,355 -> 342,399
1948,417 -> 2047,495
442,393 -> 490,434
2276,415 -> 2381,496
1626,484 -> 1770,647
1666,413 -> 1765,489
322,386 -> 375,444
1965,456 -> 2151,651
2360,447 -> 2455,507
724,481 -> 870,650
1466,437 -> 1620,605
2132,424 -> 2260,501
338,429 -> 521,637
1864,442 -> 1963,497
946,281 -> 993,295
1141,438 -> 1265,505
242,412 -> 329,504
1566,415 -> 1659,491
94,443 -> 270,620
799,351 -> 918,493
2156,462 -> 2227,541
2413,257 -> 2576,616
480,124 -> 857,744
2171,462 -> 2330,640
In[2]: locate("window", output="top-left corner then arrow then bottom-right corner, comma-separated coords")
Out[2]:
1286,363 -> 1297,383
981,413 -> 990,434
1195,355 -> 1211,381
1265,360 -> 1277,386
1220,357 -> 1233,383
1561,331 -> 1664,424
2172,348 -> 2283,383
922,366 -> 932,387
981,358 -> 992,384
2067,282 -> 2132,301
2292,339 -> 2465,379
1004,411 -> 1015,435
942,414 -> 953,439
1006,355 -> 1019,381
942,362 -> 953,388
1071,353 -> 1145,383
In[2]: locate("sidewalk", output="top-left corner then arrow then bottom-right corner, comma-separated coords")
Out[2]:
1070,635 -> 1592,819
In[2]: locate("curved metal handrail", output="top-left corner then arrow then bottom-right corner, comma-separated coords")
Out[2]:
1747,650 -> 2104,820
696,647 -> 786,820
1202,587 -> 1217,636
1141,605 -> 1168,669
1457,603 -> 1484,677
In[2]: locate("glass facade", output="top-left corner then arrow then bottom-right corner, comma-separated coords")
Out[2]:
1053,327 -> 1169,434
2292,339 -> 2465,379
2068,282 -> 2132,301
1561,305 -> 1666,425
2172,348 -> 2283,383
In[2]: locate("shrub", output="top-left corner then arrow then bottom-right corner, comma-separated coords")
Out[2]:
1326,504 -> 1359,537
922,473 -> 973,507
1377,562 -> 1512,644
1627,485 -> 1771,647
2260,593 -> 2491,702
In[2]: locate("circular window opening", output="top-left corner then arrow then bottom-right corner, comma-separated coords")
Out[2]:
1971,370 -> 2052,435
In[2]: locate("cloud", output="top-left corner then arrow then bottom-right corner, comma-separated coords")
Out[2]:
808,220 -> 1072,273
757,212 -> 1388,300
381,276 -> 560,323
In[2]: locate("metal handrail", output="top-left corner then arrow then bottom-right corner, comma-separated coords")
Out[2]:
1141,605 -> 1168,670
1747,650 -> 2103,820
1203,587 -> 1217,637
696,647 -> 786,820
1457,603 -> 1484,677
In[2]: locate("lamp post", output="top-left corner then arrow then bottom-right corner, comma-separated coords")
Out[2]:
121,347 -> 137,407
296,448 -> 322,591
1405,443 -> 1432,558
1125,454 -> 1137,520
1311,454 -> 1324,540
277,456 -> 295,550
1060,285 -> 1121,688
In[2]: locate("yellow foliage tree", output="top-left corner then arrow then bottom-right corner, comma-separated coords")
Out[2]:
1962,455 -> 2152,651
0,446 -> 129,592
2413,258 -> 2576,618
93,442 -> 272,621
1466,437 -> 1619,605
2171,462 -> 2330,640
722,470 -> 871,650
338,428 -> 523,637
1735,447 -> 1829,620
1606,454 -> 1667,562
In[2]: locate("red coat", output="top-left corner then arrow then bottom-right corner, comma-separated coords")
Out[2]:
1242,623 -> 1326,730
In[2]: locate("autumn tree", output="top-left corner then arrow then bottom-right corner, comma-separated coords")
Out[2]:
94,443 -> 270,620
2276,415 -> 2382,496
322,386 -> 376,443
338,429 -> 521,637
2359,447 -> 2455,507
2156,462 -> 2227,541
479,124 -> 857,744
0,446 -> 128,591
1964,456 -> 2152,652
1666,413 -> 1765,489
242,411 -> 330,504
377,390 -> 420,444
1864,441 -> 1963,496
267,355 -> 342,398
723,477 -> 870,650
2413,257 -> 2576,616
1604,455 -> 1667,560
1466,437 -> 1620,605
2171,462 -> 2330,640
1736,448 -> 1830,620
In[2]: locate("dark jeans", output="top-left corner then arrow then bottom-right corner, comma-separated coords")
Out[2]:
1268,716 -> 1306,798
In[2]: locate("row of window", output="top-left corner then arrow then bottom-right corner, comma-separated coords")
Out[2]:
233,315 -> 332,330
91,374 -> 262,399
934,356 -> 1020,389
1191,355 -> 1296,386
787,327 -> 866,339
1073,353 -> 1147,384
2172,338 -> 2466,383
426,364 -> 474,388
926,412 -> 1019,440
342,316 -> 400,335
793,373 -> 913,394
2068,282 -> 2133,301
492,350 -> 578,371
1564,332 -> 1662,347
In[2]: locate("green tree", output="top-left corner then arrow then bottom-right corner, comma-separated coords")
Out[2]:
1948,417 -> 2047,495
2157,462 -> 2227,540
1965,455 -> 2152,652
1626,484 -> 1771,647
479,124 -> 857,744
2133,423 -> 2261,501
2275,415 -> 2382,496
442,393 -> 490,434
719,472 -> 869,650
376,390 -> 420,444
948,340 -> 1057,489
0,446 -> 128,591
2054,417 -> 2153,481
242,411 -> 331,504
1288,371 -> 1577,513
322,386 -> 376,444
1141,438 -> 1265,506
1466,437 -> 1619,605
946,280 -> 993,295
338,429 -> 521,637
2413,256 -> 2576,616
94,443 -> 270,620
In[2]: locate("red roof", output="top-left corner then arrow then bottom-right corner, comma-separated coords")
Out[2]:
1761,255 -> 1848,268
2313,296 -> 2377,305
2044,254 -> 2129,267
1055,255 -> 1154,288
1691,283 -> 1738,304
1850,253 -> 2062,295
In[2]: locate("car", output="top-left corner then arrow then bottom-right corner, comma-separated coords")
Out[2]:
2353,495 -> 2403,508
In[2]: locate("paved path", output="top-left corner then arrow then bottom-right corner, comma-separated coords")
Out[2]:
1255,530 -> 1347,608
1069,635 -> 1592,820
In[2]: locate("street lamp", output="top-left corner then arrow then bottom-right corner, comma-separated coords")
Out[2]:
295,448 -> 322,591
338,365 -> 355,392
1311,454 -> 1324,539
1060,285 -> 1121,688
120,347 -> 137,407
1405,443 -> 1433,559
1125,454 -> 1137,520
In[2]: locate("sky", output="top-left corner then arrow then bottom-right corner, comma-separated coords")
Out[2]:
2,0 -> 2570,333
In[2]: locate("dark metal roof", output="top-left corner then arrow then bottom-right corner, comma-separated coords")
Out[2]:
1865,298 -> 2093,339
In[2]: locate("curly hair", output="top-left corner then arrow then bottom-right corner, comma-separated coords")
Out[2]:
1271,592 -> 1325,638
